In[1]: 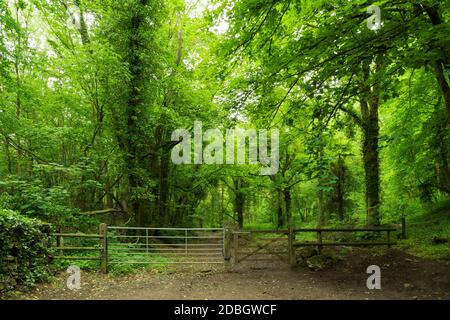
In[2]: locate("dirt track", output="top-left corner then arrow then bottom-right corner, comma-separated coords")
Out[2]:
15,248 -> 450,300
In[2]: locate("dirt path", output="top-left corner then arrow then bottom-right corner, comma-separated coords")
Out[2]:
15,248 -> 450,300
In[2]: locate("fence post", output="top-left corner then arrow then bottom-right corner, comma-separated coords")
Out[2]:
401,216 -> 406,239
41,223 -> 53,263
288,225 -> 296,267
99,223 -> 108,274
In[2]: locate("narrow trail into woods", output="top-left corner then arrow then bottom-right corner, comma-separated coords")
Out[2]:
18,249 -> 450,300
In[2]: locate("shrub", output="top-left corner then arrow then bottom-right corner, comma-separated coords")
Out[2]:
0,209 -> 52,295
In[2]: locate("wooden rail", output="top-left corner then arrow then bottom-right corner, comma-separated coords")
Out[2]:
293,241 -> 395,246
293,228 -> 396,232
290,227 -> 397,266
51,233 -> 103,238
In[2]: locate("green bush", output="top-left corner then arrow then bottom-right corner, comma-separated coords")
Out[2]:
0,209 -> 53,295
0,177 -> 76,224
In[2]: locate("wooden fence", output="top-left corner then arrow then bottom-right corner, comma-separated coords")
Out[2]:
49,223 -> 108,273
288,226 -> 397,266
230,224 -> 402,267
46,220 -> 405,271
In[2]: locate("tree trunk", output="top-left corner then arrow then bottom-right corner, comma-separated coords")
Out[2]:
423,4 -> 450,123
334,155 -> 345,221
360,93 -> 381,226
276,190 -> 284,228
359,56 -> 382,227
336,175 -> 344,221
235,192 -> 244,229
283,188 -> 292,226
2,134 -> 12,174
317,188 -> 325,227
74,0 -> 90,45
14,4 -> 22,177
158,148 -> 170,224
435,112 -> 450,194
362,115 -> 380,226
232,178 -> 246,229
434,61 -> 450,123
125,0 -> 152,227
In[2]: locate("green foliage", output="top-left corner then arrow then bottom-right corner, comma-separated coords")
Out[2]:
0,209 -> 52,295
0,0 -> 449,284
0,176 -> 98,230
0,177 -> 71,219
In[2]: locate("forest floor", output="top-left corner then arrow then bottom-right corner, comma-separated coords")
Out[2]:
13,248 -> 450,300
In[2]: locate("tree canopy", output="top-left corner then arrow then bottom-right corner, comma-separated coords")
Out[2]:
0,0 -> 449,231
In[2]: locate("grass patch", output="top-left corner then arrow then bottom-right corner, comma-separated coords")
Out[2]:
398,199 -> 450,260
243,222 -> 276,230
51,243 -> 176,276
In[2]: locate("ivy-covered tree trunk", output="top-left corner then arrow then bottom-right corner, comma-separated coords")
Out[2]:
127,13 -> 145,226
361,100 -> 381,227
119,0 -> 156,227
360,58 -> 382,227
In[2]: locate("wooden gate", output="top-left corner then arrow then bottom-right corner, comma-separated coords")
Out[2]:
231,230 -> 291,264
107,226 -> 226,265
48,224 -> 227,272
231,226 -> 398,266
48,224 -> 399,270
